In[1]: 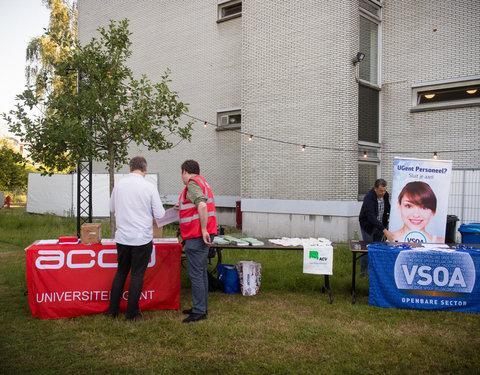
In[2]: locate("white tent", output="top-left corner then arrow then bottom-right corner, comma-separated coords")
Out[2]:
26,173 -> 159,217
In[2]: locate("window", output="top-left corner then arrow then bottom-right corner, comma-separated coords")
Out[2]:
358,1 -> 382,198
359,0 -> 382,18
359,16 -> 379,85
358,146 -> 380,199
358,1 -> 381,144
358,85 -> 379,143
216,108 -> 241,130
358,163 -> 379,198
412,76 -> 480,112
217,1 -> 242,23
358,146 -> 379,162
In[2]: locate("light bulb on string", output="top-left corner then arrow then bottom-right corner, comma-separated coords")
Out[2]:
184,113 -> 477,157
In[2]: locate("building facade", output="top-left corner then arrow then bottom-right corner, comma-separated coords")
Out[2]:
78,0 -> 480,241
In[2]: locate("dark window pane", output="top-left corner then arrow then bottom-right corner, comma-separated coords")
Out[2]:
223,3 -> 242,18
358,85 -> 379,143
358,164 -> 378,195
419,86 -> 479,104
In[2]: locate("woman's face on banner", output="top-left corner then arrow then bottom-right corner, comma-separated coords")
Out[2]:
398,195 -> 435,231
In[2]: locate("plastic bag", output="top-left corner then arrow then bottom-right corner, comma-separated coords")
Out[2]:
217,264 -> 240,294
236,261 -> 261,296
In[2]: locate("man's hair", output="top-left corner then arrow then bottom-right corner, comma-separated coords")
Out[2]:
181,160 -> 200,174
374,178 -> 387,188
398,181 -> 437,213
129,156 -> 147,172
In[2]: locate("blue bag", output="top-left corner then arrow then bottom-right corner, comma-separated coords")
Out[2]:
217,264 -> 240,294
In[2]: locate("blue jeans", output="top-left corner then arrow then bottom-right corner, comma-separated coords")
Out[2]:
360,228 -> 383,273
108,241 -> 153,319
184,236 -> 213,315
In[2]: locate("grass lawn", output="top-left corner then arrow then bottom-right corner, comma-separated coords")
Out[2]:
0,207 -> 478,375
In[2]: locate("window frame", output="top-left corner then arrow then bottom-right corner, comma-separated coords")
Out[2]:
216,108 -> 241,131
358,5 -> 382,88
217,0 -> 242,23
411,76 -> 480,112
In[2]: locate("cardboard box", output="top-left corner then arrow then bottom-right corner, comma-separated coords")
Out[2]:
81,223 -> 102,244
153,220 -> 163,238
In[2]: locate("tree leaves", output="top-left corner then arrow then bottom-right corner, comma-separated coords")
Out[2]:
0,140 -> 29,191
4,17 -> 193,184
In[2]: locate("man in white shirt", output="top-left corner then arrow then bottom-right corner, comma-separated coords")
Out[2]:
107,156 -> 165,321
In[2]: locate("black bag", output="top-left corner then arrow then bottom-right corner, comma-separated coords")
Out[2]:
208,271 -> 224,292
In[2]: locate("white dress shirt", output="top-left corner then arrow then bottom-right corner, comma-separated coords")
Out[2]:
109,173 -> 165,246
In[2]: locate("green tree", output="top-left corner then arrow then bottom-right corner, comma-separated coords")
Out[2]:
4,19 -> 193,233
0,140 -> 29,192
26,0 -> 77,98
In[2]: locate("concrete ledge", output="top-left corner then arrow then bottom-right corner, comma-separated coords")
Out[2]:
163,194 -> 240,208
242,212 -> 361,242
241,198 -> 362,217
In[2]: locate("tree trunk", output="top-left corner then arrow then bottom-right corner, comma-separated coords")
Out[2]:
108,149 -> 116,238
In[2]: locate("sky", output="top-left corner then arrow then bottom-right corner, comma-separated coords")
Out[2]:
0,0 -> 50,136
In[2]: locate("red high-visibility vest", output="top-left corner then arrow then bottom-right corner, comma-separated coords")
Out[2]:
179,175 -> 217,240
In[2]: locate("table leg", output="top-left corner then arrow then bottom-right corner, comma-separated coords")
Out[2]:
216,248 -> 222,272
323,275 -> 333,304
351,252 -> 357,304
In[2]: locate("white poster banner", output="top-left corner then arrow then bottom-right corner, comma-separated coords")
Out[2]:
303,245 -> 333,275
389,157 -> 452,243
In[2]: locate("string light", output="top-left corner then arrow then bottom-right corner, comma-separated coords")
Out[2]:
182,113 -> 480,156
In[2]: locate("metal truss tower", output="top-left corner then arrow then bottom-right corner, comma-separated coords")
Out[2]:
76,159 -> 93,237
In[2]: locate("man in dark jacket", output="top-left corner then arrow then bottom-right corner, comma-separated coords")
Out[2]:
358,178 -> 395,276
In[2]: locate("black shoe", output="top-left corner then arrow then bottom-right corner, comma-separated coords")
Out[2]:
182,308 -> 208,315
126,314 -> 152,322
182,313 -> 207,323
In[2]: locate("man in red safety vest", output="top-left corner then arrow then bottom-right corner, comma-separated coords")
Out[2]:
176,160 -> 217,323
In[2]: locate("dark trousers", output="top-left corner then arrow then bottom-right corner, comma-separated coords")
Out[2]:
108,241 -> 153,319
360,227 -> 384,273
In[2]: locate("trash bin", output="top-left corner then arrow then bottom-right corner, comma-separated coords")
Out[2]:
458,223 -> 480,244
445,215 -> 459,243
235,200 -> 242,229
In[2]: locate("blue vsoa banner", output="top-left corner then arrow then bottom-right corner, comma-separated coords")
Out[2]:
369,243 -> 480,313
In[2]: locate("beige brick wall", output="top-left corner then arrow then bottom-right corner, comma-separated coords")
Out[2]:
241,0 -> 359,201
78,0 -> 242,202
381,0 -> 480,183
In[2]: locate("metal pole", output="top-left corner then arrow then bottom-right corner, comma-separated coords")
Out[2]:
88,160 -> 93,223
76,160 -> 81,237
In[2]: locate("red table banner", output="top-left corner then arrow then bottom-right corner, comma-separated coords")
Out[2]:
26,241 -> 182,319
